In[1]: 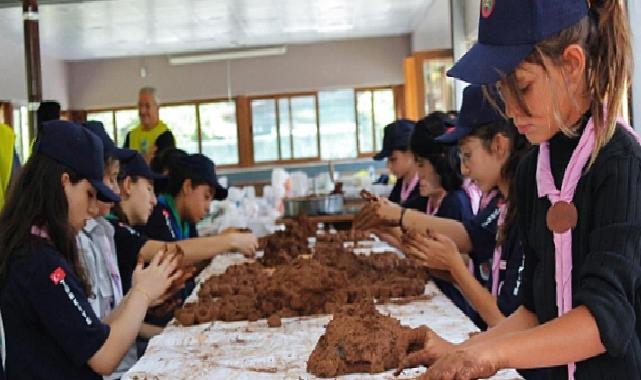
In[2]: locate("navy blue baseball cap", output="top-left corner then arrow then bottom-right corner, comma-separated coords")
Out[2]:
436,85 -> 504,144
373,119 -> 416,161
83,120 -> 129,160
120,150 -> 166,181
34,120 -> 120,203
179,154 -> 228,200
447,0 -> 589,84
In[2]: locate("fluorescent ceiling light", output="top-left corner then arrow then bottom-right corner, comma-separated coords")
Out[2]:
168,46 -> 287,65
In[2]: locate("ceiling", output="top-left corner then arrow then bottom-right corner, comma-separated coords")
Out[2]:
0,0 -> 436,60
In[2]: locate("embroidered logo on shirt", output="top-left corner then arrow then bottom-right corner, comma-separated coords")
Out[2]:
49,266 -> 66,285
50,266 -> 93,326
162,209 -> 177,239
481,0 -> 495,18
119,222 -> 140,237
481,207 -> 501,228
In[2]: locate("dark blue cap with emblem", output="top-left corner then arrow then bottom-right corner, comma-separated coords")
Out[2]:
373,119 -> 416,161
33,120 -> 120,203
447,0 -> 589,84
436,85 -> 505,144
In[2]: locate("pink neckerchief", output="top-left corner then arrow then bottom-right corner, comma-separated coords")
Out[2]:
425,192 -> 446,216
463,179 -> 482,215
400,174 -> 420,203
31,225 -> 50,240
491,201 -> 507,296
536,116 -> 641,379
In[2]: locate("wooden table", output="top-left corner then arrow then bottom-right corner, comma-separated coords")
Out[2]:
123,254 -> 523,380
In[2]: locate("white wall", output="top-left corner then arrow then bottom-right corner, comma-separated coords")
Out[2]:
0,31 -> 69,108
410,0 -> 451,52
66,36 -> 411,109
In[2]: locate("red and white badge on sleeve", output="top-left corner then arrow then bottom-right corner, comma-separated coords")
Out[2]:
49,266 -> 93,326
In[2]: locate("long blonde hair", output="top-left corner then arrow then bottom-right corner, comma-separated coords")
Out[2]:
499,0 -> 631,165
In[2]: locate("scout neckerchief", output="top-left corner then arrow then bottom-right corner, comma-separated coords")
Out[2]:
158,194 -> 190,240
400,174 -> 419,204
491,200 -> 507,296
425,192 -> 446,216
536,114 -> 641,379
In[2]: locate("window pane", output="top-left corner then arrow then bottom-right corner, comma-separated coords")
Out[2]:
290,96 -> 318,158
373,89 -> 395,151
423,59 -> 455,115
278,98 -> 292,160
319,90 -> 357,160
13,106 -> 30,163
115,109 -> 139,148
356,91 -> 374,153
199,101 -> 239,165
87,111 -> 115,143
159,105 -> 198,154
251,99 -> 278,162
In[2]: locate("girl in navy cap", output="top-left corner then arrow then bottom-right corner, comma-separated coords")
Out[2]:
0,121 -> 181,380
374,120 -> 428,212
422,0 -> 640,379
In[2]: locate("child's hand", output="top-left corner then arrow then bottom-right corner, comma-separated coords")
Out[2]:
404,232 -> 464,272
131,248 -> 182,304
228,233 -> 259,258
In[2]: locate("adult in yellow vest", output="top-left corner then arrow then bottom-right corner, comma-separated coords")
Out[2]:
123,87 -> 175,164
0,123 -> 20,210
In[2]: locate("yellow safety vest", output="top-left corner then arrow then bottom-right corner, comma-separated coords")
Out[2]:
125,120 -> 169,156
0,124 -> 16,209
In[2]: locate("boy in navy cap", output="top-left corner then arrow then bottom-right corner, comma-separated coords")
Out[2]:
374,119 -> 427,212
142,153 -> 253,250
0,120 -> 179,379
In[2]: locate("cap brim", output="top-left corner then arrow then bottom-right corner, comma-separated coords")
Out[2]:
373,149 -> 391,161
91,179 -> 121,203
447,42 -> 535,84
214,184 -> 228,201
435,126 -> 473,145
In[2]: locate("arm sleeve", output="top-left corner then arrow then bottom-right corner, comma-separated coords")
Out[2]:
155,131 -> 176,152
123,131 -> 131,149
462,197 -> 499,263
574,155 -> 641,357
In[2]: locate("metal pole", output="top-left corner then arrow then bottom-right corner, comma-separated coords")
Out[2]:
23,0 -> 42,142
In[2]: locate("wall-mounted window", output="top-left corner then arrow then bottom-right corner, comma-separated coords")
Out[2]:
199,101 -> 239,165
250,94 -> 319,163
159,105 -> 198,154
86,86 -> 398,167
87,99 -> 239,166
355,88 -> 395,154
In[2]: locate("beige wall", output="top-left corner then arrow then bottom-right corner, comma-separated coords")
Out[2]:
0,32 -> 69,108
67,36 -> 411,109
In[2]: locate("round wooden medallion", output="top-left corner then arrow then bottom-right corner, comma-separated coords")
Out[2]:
546,201 -> 578,234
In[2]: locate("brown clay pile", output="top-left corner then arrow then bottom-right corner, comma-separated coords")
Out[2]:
175,245 -> 428,326
260,230 -> 311,266
316,229 -> 373,244
307,300 -> 428,377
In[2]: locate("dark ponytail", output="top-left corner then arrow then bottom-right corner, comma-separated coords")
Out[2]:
467,119 -> 531,244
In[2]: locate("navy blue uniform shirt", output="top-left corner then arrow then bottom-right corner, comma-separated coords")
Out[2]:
139,195 -> 199,242
108,218 -> 149,294
388,176 -> 428,212
0,238 -> 109,380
